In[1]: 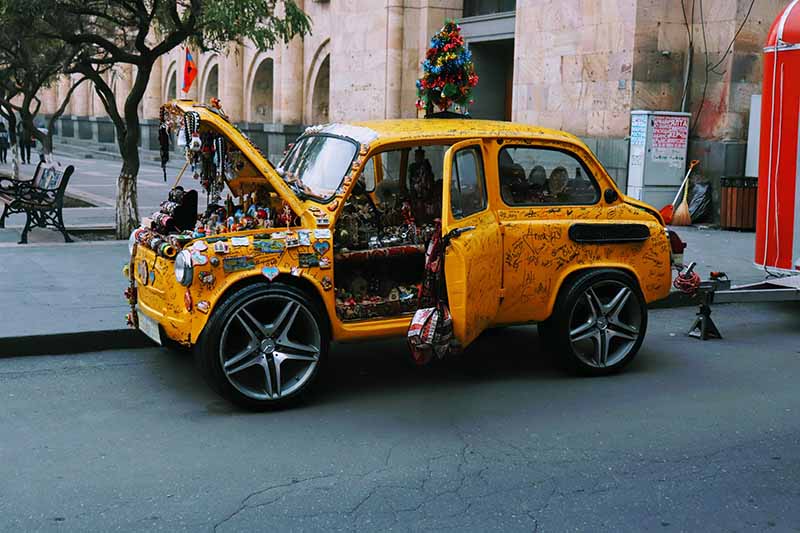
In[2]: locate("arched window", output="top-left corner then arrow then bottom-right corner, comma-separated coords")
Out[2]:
251,58 -> 274,122
202,64 -> 219,102
311,55 -> 330,124
165,69 -> 177,101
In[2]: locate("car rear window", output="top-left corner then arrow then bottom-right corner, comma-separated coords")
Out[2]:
498,146 -> 599,206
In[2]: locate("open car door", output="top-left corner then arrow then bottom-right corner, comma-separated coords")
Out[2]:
441,139 -> 503,347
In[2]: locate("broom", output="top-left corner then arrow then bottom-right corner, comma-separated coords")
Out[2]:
671,160 -> 698,226
661,159 -> 699,225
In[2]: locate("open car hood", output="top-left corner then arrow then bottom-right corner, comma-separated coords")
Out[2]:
170,100 -> 306,214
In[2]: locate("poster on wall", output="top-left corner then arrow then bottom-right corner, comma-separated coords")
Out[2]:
629,114 -> 647,168
651,115 -> 689,168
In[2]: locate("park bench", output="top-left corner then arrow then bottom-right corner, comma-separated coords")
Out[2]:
0,163 -> 75,244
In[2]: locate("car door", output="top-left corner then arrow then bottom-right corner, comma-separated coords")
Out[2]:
441,139 -> 503,347
493,142 -> 606,324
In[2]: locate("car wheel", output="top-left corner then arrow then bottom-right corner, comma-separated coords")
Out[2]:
195,282 -> 329,410
550,269 -> 647,375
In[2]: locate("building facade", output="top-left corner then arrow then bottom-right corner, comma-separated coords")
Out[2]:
43,0 -> 785,193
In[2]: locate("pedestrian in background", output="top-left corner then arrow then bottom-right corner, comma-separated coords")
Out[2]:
0,123 -> 8,164
16,122 -> 31,165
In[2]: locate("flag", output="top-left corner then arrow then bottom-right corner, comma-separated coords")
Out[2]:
182,48 -> 197,93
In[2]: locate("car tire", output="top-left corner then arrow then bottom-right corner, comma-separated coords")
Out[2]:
537,321 -> 555,349
548,269 -> 647,376
195,282 -> 329,410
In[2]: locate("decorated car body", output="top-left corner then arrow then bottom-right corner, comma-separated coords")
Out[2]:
125,99 -> 673,409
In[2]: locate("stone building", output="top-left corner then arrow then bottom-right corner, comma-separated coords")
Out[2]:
43,0 -> 785,192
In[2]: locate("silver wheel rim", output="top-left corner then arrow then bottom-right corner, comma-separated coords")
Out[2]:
219,294 -> 321,401
568,280 -> 643,369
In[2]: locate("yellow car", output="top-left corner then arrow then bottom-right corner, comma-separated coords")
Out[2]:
127,100 -> 675,409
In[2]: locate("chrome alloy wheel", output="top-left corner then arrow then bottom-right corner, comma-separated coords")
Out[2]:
568,280 -> 643,369
219,295 -> 321,401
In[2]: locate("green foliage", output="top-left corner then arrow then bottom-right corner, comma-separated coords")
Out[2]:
188,0 -> 311,51
3,0 -> 311,64
0,0 -> 312,235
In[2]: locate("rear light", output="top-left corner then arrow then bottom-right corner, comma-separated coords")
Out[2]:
667,229 -> 686,266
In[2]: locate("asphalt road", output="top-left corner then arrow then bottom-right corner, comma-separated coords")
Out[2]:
1,303 -> 799,532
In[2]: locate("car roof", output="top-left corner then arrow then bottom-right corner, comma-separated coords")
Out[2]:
347,118 -> 584,148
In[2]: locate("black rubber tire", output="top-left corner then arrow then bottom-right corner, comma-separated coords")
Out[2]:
548,269 -> 648,376
194,282 -> 329,411
537,321 -> 556,350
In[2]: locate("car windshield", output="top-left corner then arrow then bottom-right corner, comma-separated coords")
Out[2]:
278,135 -> 358,201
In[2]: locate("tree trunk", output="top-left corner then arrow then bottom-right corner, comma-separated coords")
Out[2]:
8,113 -> 19,179
41,129 -> 54,166
10,141 -> 19,179
112,63 -> 151,238
115,151 -> 140,239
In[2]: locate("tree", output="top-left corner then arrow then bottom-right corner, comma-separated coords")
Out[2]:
416,20 -> 478,116
0,15 -> 88,174
13,0 -> 311,238
0,74 -> 21,177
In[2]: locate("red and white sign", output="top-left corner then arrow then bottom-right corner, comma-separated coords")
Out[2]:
651,116 -> 689,167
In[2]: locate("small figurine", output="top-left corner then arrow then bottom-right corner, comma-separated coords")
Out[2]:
189,132 -> 202,152
255,208 -> 269,228
278,202 -> 293,229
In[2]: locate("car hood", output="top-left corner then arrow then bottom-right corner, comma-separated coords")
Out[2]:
171,100 -> 306,214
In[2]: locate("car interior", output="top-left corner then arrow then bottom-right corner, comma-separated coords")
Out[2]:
333,144 -> 451,321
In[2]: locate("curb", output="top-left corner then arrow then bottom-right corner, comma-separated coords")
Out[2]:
0,296 -> 700,359
0,329 -> 155,358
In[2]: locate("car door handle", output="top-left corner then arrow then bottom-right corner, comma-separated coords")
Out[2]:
444,225 -> 476,245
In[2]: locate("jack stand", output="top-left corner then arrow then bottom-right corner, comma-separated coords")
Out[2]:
687,303 -> 722,340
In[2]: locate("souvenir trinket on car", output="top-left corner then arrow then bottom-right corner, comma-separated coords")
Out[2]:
262,266 -> 280,281
254,239 -> 285,254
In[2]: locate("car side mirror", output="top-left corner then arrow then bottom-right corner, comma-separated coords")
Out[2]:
604,188 -> 618,204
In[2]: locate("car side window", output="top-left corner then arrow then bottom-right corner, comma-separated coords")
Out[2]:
361,156 -> 376,192
498,146 -> 600,206
450,147 -> 488,219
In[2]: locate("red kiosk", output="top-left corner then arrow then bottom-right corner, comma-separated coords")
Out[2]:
684,1 -> 800,340
756,0 -> 800,273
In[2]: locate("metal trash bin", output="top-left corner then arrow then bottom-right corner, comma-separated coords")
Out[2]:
720,176 -> 757,231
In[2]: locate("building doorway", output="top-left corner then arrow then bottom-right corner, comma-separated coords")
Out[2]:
467,39 -> 514,121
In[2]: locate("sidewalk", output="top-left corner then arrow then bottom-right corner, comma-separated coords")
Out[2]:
0,222 -> 774,356
0,236 -> 147,355
672,225 -> 762,285
0,145 -> 182,230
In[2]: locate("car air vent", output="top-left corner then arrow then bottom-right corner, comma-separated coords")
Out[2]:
568,223 -> 650,244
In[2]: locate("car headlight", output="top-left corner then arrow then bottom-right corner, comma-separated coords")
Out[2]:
174,250 -> 193,286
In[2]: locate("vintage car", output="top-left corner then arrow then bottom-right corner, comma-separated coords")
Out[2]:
126,100 -> 676,410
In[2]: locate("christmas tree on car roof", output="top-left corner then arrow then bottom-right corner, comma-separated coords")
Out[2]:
416,20 -> 479,118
